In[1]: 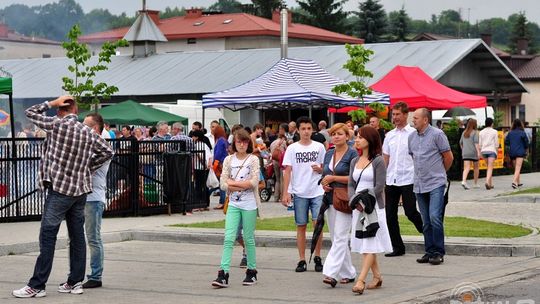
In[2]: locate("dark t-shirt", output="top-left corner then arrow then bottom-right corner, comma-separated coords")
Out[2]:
378,128 -> 385,143
311,132 -> 326,145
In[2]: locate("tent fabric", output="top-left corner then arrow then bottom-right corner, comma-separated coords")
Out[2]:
202,58 -> 389,110
79,100 -> 188,125
0,77 -> 12,94
370,65 -> 487,110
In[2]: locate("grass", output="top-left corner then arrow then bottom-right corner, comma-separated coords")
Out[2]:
504,187 -> 540,196
170,215 -> 531,238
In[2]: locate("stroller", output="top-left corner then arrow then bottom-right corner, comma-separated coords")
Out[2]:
259,157 -> 276,202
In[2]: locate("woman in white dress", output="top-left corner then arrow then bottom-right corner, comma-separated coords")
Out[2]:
348,125 -> 392,295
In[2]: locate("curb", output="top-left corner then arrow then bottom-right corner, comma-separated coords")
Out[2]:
479,194 -> 540,203
2,229 -> 539,258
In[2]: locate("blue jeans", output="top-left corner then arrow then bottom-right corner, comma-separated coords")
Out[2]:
293,195 -> 323,226
415,185 -> 446,256
85,201 -> 104,281
28,189 -> 87,290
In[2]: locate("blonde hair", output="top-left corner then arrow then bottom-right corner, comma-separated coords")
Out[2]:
328,123 -> 350,139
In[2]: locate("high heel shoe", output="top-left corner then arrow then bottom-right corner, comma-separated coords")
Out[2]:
367,276 -> 383,289
352,280 -> 365,294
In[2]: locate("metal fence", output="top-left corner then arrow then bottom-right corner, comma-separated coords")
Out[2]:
0,138 -> 208,222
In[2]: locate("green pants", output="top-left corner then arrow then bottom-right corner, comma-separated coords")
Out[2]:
220,206 -> 257,272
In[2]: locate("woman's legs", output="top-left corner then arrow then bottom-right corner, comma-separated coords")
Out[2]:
462,161 -> 471,186
473,161 -> 480,186
220,206 -> 241,272
513,157 -> 524,185
486,157 -> 495,187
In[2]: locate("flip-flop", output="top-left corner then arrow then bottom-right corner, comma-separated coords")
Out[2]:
340,278 -> 355,284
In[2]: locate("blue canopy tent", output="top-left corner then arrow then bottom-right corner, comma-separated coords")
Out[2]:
202,58 -> 389,111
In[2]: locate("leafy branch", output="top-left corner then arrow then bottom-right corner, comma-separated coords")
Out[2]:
61,24 -> 128,110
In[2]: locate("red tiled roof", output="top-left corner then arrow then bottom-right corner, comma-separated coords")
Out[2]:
79,12 -> 363,44
0,24 -> 60,45
514,56 -> 540,80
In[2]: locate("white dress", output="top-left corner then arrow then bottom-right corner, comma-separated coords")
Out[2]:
350,164 -> 393,254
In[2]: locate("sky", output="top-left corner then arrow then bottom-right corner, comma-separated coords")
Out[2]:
0,0 -> 539,25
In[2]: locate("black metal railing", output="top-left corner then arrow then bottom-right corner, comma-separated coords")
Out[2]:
0,138 -> 208,222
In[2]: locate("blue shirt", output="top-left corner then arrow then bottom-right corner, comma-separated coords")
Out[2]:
408,125 -> 451,193
213,137 -> 229,164
505,129 -> 529,157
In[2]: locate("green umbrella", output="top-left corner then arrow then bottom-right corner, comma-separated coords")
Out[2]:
79,100 -> 188,126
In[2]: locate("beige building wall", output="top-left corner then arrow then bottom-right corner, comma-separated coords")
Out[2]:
520,81 -> 540,125
0,41 -> 65,59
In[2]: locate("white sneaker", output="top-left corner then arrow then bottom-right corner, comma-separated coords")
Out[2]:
58,282 -> 84,294
461,182 -> 470,190
12,285 -> 46,298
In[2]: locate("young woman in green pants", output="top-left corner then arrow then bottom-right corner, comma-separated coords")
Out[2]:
212,129 -> 261,288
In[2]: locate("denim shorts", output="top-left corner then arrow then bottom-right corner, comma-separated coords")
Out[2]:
482,152 -> 497,159
293,195 -> 323,226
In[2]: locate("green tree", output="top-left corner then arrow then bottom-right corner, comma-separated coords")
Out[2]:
478,18 -> 511,46
160,6 -> 186,19
36,0 -> 84,41
0,4 -> 40,36
332,44 -> 374,123
356,0 -> 388,43
61,25 -> 128,109
251,0 -> 281,19
508,12 -> 536,54
109,12 -> 136,29
209,0 -> 243,13
80,9 -> 115,34
388,6 -> 410,41
295,0 -> 348,33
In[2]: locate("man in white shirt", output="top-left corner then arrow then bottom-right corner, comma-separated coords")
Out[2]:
382,102 -> 423,257
281,116 -> 326,273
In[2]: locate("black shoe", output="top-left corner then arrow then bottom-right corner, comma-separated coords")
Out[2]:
429,254 -> 444,265
384,251 -> 405,257
82,280 -> 102,288
314,256 -> 323,272
242,269 -> 258,286
211,270 -> 229,288
295,260 -> 307,272
239,255 -> 247,268
416,254 -> 431,264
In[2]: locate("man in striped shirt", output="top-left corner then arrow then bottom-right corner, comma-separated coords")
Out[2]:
13,96 -> 113,298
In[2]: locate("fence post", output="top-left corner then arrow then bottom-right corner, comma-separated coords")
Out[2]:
131,138 -> 140,216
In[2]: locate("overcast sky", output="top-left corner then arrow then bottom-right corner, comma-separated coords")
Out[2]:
0,0 -> 538,24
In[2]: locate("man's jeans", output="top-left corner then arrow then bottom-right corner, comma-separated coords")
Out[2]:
85,201 -> 105,282
415,185 -> 446,256
28,189 -> 87,290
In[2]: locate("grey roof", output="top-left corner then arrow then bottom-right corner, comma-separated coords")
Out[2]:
0,39 -> 526,100
123,12 -> 167,42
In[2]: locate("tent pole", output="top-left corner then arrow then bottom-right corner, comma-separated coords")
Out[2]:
309,104 -> 312,119
202,107 -> 205,129
287,102 -> 291,122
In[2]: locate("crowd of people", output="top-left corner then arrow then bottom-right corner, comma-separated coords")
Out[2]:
10,95 -> 532,298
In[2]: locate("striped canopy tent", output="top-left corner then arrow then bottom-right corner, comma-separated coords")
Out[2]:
202,58 -> 389,111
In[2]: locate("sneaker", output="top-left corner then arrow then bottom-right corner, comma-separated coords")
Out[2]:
58,282 -> 83,294
314,256 -> 323,272
295,260 -> 307,272
416,254 -> 431,264
82,280 -> 102,288
12,286 -> 46,298
429,254 -> 444,265
242,269 -> 258,286
211,270 -> 229,288
239,255 -> 247,268
461,182 -> 470,190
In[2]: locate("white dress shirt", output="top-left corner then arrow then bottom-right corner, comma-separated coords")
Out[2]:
382,124 -> 415,186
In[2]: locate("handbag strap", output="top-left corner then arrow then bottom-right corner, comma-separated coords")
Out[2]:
228,154 -> 251,194
331,149 -> 347,188
355,157 -> 375,186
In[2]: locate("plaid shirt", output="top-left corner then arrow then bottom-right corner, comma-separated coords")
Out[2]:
170,133 -> 194,151
25,102 -> 114,196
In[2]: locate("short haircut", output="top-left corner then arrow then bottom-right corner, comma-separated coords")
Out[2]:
418,108 -> 431,121
392,101 -> 409,114
296,116 -> 313,129
85,113 -> 105,134
329,123 -> 350,139
172,122 -> 183,131
157,121 -> 168,129
358,125 -> 382,159
59,98 -> 76,113
211,120 -> 219,125
232,129 -> 254,153
231,124 -> 244,135
192,121 -> 203,129
485,117 -> 494,127
253,123 -> 264,131
122,125 -> 131,131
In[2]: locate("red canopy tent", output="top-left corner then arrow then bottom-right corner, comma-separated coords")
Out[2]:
370,65 -> 487,110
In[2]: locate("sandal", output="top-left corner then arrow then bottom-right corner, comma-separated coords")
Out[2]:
340,278 -> 355,284
366,276 -> 383,289
213,204 -> 224,210
323,277 -> 337,288
352,280 -> 365,294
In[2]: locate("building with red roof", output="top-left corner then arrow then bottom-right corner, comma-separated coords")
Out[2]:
80,8 -> 363,55
0,23 -> 64,59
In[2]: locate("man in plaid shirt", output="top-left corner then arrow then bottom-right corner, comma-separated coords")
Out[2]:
13,96 -> 113,298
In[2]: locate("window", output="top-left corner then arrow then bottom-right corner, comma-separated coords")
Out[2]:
42,54 -> 51,58
187,38 -> 197,44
